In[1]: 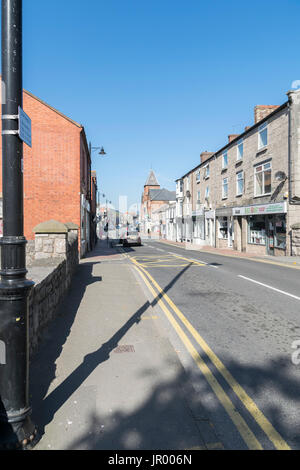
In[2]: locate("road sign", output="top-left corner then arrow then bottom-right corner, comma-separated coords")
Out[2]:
18,106 -> 32,147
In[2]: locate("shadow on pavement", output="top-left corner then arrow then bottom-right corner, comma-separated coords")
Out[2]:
30,259 -> 102,438
30,250 -> 300,450
30,263 -> 193,442
63,351 -> 300,450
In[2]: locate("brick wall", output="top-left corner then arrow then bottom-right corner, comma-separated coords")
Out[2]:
0,91 -> 84,245
254,105 -> 280,124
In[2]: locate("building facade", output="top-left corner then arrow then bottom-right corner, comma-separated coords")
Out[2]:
140,170 -> 176,235
0,89 -> 94,257
175,90 -> 300,256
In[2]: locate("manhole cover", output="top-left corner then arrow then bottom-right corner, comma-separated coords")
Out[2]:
114,345 -> 135,353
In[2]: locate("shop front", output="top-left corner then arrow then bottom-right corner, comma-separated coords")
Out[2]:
215,208 -> 233,249
176,217 -> 184,242
233,201 -> 287,256
183,216 -> 193,242
192,209 -> 206,245
205,210 -> 215,247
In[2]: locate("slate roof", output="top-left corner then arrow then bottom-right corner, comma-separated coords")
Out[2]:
149,188 -> 176,201
145,170 -> 159,187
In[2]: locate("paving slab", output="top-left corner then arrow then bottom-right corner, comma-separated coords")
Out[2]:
29,241 -> 211,450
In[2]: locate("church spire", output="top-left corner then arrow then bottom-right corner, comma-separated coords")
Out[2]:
145,169 -> 159,187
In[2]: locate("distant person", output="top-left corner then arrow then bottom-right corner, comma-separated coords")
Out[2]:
147,228 -> 151,239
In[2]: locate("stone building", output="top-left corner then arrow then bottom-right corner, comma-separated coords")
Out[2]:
175,89 -> 300,256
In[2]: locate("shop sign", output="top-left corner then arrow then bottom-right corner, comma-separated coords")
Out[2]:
192,209 -> 204,216
233,202 -> 287,216
205,210 -> 215,219
215,207 -> 233,217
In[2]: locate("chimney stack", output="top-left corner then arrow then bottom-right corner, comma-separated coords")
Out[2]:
200,151 -> 214,164
228,134 -> 239,143
254,105 -> 280,124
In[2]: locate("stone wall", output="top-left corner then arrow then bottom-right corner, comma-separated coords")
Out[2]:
291,224 -> 300,256
26,220 -> 79,357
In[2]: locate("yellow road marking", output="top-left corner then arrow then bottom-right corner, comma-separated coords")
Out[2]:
170,253 -> 207,267
158,241 -> 300,270
132,263 -> 262,450
131,257 -> 291,451
140,264 -> 193,268
133,254 -> 205,268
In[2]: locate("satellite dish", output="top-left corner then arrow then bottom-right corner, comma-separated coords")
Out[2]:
275,171 -> 287,182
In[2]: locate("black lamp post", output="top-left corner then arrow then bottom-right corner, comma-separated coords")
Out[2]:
0,0 -> 37,449
88,143 -> 107,247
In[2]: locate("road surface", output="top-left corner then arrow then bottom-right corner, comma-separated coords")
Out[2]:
119,239 -> 300,450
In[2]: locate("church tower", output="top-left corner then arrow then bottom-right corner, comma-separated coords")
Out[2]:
143,170 -> 160,197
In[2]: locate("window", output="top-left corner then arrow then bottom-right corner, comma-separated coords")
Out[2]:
205,186 -> 210,199
204,164 -> 210,178
274,215 -> 286,250
258,122 -> 268,149
222,151 -> 228,169
236,171 -> 244,195
186,176 -> 190,190
222,177 -> 228,199
218,217 -> 228,239
248,215 -> 266,245
197,190 -> 201,202
237,139 -> 243,160
196,170 -> 201,183
254,161 -> 271,196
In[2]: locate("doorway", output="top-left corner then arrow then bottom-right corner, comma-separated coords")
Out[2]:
266,215 -> 275,256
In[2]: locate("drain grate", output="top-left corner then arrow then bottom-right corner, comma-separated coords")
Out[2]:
114,345 -> 135,354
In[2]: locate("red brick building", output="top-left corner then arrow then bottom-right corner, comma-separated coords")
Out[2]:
140,170 -> 176,234
0,89 -> 95,257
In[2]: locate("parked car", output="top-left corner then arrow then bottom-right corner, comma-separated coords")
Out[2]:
123,230 -> 142,246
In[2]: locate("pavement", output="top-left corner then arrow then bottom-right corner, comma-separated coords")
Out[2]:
151,238 -> 300,268
30,239 -> 221,450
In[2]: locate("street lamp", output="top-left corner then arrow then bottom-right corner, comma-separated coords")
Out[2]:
0,0 -> 37,449
89,144 -> 108,246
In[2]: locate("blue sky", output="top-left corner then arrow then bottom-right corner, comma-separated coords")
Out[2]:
15,0 -> 300,210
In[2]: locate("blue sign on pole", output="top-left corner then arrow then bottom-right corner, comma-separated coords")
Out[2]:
18,106 -> 32,147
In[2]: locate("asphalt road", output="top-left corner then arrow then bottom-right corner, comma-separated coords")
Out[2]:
120,239 -> 300,450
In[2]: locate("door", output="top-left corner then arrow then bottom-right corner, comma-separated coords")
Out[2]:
266,215 -> 275,255
228,217 -> 233,248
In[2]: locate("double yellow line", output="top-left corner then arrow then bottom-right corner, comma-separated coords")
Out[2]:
129,255 -> 291,451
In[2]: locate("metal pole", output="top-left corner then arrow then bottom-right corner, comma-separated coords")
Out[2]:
0,0 -> 37,449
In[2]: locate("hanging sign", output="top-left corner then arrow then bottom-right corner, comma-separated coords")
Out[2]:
18,106 -> 32,147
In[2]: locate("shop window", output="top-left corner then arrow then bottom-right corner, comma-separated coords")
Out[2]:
248,215 -> 266,245
274,215 -> 286,250
218,217 -> 228,239
254,161 -> 271,196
